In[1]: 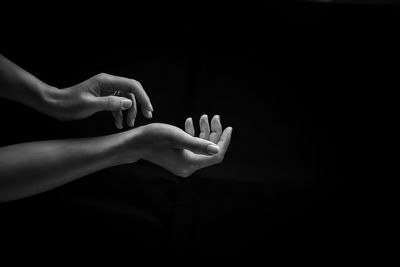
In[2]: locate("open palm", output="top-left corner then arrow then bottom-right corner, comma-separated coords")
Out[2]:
137,115 -> 232,177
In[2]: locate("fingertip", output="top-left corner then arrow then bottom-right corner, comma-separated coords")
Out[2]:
217,116 -> 221,125
115,121 -> 123,129
185,117 -> 192,126
185,117 -> 195,136
211,114 -> 222,127
142,101 -> 154,113
143,110 -> 152,119
200,114 -> 210,127
128,119 -> 135,127
224,127 -> 233,137
206,144 -> 220,155
121,99 -> 133,110
117,111 -> 124,129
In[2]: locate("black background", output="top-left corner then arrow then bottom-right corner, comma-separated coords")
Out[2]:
0,0 -> 395,258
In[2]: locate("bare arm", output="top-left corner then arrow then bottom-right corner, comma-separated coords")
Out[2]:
0,117 -> 232,202
0,54 -> 153,128
0,131 -> 134,202
0,54 -> 56,116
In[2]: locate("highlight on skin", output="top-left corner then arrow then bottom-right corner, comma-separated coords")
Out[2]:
0,54 -> 233,202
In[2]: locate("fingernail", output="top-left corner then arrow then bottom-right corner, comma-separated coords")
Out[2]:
146,111 -> 153,118
122,99 -> 132,110
207,144 -> 219,155
149,103 -> 154,112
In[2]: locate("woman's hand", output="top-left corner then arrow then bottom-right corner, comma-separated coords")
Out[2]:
48,73 -> 153,128
0,115 -> 232,201
123,115 -> 233,177
0,56 -> 152,128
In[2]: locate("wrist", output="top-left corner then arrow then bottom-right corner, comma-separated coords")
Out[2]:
114,127 -> 147,164
100,133 -> 131,167
40,85 -> 70,121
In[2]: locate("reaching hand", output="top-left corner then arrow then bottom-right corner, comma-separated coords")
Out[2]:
125,115 -> 232,177
52,73 -> 153,128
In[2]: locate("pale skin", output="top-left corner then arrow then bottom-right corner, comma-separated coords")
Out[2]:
0,55 -> 233,202
0,55 -> 153,129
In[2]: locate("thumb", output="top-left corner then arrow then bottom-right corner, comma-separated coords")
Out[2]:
93,96 -> 132,111
174,132 -> 220,156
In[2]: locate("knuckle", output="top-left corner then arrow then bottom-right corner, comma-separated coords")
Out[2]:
107,96 -> 119,109
96,73 -> 108,81
132,79 -> 142,87
178,172 -> 189,178
177,168 -> 193,178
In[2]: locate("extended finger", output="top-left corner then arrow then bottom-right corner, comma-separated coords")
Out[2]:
209,115 -> 222,143
199,114 -> 210,140
126,93 -> 137,127
185,117 -> 195,136
216,127 -> 233,155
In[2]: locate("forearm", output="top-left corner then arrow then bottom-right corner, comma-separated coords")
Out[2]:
0,131 -> 139,202
0,54 -> 60,115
